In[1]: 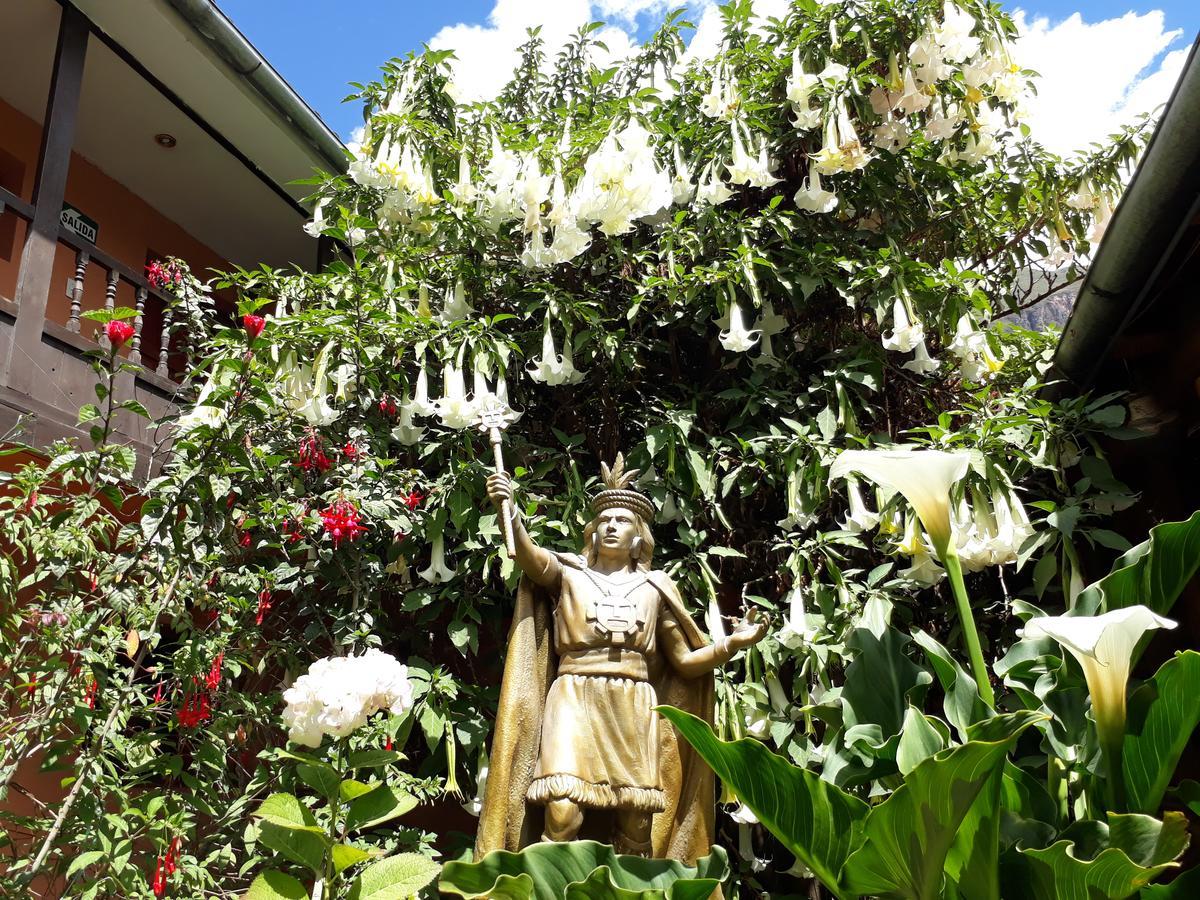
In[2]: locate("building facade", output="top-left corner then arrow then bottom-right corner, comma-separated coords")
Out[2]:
0,0 -> 343,468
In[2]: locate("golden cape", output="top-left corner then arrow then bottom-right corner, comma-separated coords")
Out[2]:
474,555 -> 716,862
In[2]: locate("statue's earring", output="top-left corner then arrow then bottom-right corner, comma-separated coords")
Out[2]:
630,536 -> 643,560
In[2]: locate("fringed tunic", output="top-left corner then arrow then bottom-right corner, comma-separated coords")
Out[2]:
526,562 -> 696,814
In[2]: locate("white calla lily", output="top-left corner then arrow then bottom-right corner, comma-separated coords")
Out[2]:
830,447 -> 969,556
1021,606 -> 1177,782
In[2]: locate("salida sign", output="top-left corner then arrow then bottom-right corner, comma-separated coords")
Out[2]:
60,203 -> 99,244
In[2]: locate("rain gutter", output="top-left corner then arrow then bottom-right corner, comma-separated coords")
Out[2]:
162,0 -> 347,175
1052,34 -> 1200,389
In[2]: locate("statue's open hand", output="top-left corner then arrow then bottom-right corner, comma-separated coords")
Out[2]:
486,472 -> 514,513
728,609 -> 769,650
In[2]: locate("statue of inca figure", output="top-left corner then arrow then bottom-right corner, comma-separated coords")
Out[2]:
474,455 -> 766,861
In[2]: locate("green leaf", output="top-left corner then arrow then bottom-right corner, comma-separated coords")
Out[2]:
657,706 -> 866,898
242,870 -> 309,899
344,784 -> 418,833
439,842 -> 728,900
297,763 -> 341,800
896,708 -> 947,775
77,404 -> 101,424
347,749 -> 405,769
1141,864 -> 1200,898
66,850 -> 105,879
332,843 -> 373,875
844,711 -> 1043,900
340,778 -> 378,802
251,793 -> 328,874
842,599 -> 931,740
347,853 -> 441,899
911,628 -> 992,740
1122,651 -> 1200,814
1004,812 -> 1189,900
119,399 -> 151,419
1076,511 -> 1200,618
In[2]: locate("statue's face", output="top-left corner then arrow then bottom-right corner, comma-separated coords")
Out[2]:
595,507 -> 639,557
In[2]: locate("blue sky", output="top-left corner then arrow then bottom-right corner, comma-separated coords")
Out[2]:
217,0 -> 1198,152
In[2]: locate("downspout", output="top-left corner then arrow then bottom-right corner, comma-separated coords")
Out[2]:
161,0 -> 347,174
1052,34 -> 1200,389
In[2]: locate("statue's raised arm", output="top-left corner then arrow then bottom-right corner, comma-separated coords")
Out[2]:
486,471 -> 561,589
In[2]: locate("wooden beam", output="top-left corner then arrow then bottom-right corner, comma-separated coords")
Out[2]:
3,4 -> 89,393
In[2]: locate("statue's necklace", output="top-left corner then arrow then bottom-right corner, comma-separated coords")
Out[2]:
581,568 -> 647,643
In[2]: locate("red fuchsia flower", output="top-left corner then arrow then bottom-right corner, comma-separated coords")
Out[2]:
165,836 -> 181,875
106,320 -> 135,346
255,589 -> 272,625
297,432 -> 333,474
151,855 -> 167,898
238,530 -> 252,549
86,571 -> 98,592
23,491 -> 37,513
281,516 -> 306,545
152,682 -> 165,705
403,489 -> 424,511
378,395 -> 398,417
176,690 -> 212,728
27,674 -> 37,697
319,499 -> 368,548
84,679 -> 98,709
242,314 -> 266,341
342,441 -> 361,460
385,736 -> 393,751
205,652 -> 224,691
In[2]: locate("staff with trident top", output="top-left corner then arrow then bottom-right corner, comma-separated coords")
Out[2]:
473,393 -> 520,558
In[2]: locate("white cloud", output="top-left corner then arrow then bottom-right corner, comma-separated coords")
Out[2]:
429,0 -> 641,103
594,0 -> 672,26
1013,10 -> 1185,156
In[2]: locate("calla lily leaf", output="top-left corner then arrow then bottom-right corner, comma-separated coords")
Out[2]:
1122,651 -> 1200,814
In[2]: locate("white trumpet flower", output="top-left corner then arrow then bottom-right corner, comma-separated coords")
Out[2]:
418,529 -> 457,584
1021,607 -> 1177,753
695,162 -> 733,206
838,478 -> 880,533
671,145 -> 696,205
777,589 -> 815,650
302,198 -> 327,238
727,124 -> 781,188
903,338 -> 940,376
440,279 -> 475,323
526,315 -> 584,386
451,151 -> 478,206
753,301 -> 788,367
706,598 -> 727,643
390,403 -> 425,446
793,161 -> 838,214
409,357 -> 439,418
831,448 -> 970,557
436,363 -> 475,429
882,298 -> 925,353
786,50 -> 822,130
718,303 -> 762,353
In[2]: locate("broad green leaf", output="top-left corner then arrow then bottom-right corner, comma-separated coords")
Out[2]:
1004,812 -> 1189,900
564,867 -> 666,899
439,841 -> 729,900
1075,511 -> 1200,619
251,793 -> 328,874
340,778 -> 378,802
896,708 -> 946,776
1140,864 -> 1200,898
1122,651 -> 1200,814
242,870 -> 309,899
346,852 -> 440,899
347,749 -> 405,769
66,850 -> 105,879
844,710 -> 1043,900
911,628 -> 992,740
658,706 -> 866,898
344,784 -> 418,833
842,599 -> 931,740
332,842 -> 373,875
297,763 -> 341,799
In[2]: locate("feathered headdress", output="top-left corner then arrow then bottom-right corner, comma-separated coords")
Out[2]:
591,453 -> 655,523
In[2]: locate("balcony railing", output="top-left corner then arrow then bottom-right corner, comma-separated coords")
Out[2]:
0,184 -> 182,389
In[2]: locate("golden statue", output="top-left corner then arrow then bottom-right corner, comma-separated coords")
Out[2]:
475,455 -> 767,861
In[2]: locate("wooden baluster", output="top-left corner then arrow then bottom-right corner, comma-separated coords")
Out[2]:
157,306 -> 172,377
67,250 -> 88,333
129,286 -> 146,366
101,268 -> 117,350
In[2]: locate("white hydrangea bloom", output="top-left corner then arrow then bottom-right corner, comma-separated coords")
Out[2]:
282,649 -> 415,748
